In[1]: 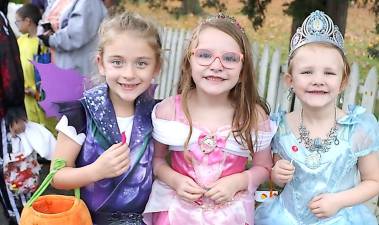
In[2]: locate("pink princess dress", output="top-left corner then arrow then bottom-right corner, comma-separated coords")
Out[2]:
143,96 -> 277,225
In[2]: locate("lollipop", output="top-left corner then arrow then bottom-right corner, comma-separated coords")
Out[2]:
121,131 -> 127,144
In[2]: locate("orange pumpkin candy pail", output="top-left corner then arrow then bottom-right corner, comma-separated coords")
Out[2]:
20,159 -> 92,225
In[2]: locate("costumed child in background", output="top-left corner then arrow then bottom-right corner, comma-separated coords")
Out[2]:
255,10 -> 379,225
2,107 -> 56,224
15,3 -> 57,134
1,1 -> 33,224
37,0 -> 107,76
50,12 -> 162,225
143,13 -> 277,225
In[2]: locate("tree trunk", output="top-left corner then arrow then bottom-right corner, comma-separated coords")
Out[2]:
181,0 -> 202,15
289,0 -> 327,39
326,0 -> 348,36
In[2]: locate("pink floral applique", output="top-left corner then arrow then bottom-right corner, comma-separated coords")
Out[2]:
190,133 -> 227,165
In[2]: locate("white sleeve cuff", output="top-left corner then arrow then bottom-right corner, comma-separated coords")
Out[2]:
56,115 -> 86,145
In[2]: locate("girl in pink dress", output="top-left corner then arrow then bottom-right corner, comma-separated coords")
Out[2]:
143,13 -> 277,225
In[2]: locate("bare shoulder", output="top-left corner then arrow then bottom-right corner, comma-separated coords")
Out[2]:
255,104 -> 269,122
155,96 -> 176,120
284,110 -> 301,134
285,110 -> 299,124
337,107 -> 347,118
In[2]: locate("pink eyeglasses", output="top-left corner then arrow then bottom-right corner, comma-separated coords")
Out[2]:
191,48 -> 243,69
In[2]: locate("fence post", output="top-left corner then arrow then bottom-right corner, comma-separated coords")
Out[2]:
164,28 -> 179,97
258,45 -> 270,97
266,49 -> 281,111
160,28 -> 175,99
170,29 -> 189,96
252,42 -> 260,70
361,67 -> 378,113
155,27 -> 169,99
276,64 -> 293,112
342,63 -> 359,111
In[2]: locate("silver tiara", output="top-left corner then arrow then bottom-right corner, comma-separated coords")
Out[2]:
289,10 -> 344,57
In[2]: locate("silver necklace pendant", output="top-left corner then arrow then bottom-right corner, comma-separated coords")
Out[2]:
305,152 -> 321,169
298,108 -> 340,169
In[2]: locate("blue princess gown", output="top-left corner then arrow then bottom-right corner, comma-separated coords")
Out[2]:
255,105 -> 379,225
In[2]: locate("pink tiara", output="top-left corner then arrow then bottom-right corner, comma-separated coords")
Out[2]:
203,13 -> 245,33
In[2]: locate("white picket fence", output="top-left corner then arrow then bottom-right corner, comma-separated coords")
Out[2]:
155,27 -> 379,115
155,27 -> 379,214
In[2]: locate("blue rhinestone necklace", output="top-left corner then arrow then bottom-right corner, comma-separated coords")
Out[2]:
298,108 -> 340,169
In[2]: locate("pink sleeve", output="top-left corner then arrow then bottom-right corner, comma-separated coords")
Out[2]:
154,96 -> 176,120
245,146 -> 273,193
152,96 -> 177,173
245,116 -> 276,192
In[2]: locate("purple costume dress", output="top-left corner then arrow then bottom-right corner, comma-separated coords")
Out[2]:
58,84 -> 155,225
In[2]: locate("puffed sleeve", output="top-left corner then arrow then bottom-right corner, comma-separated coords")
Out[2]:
269,111 -> 285,155
254,118 -> 278,152
350,112 -> 379,158
55,100 -> 86,145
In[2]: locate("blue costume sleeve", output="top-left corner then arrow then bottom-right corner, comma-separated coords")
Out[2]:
351,112 -> 379,158
270,111 -> 286,155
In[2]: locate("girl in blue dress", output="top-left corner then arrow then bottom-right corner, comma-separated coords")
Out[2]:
255,10 -> 379,225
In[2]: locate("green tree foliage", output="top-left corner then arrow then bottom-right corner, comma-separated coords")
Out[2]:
9,0 -> 24,3
240,0 -> 272,30
202,0 -> 226,12
367,0 -> 379,58
146,0 -> 203,16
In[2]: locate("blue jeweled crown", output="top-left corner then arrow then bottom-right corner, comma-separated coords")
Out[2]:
289,10 -> 344,57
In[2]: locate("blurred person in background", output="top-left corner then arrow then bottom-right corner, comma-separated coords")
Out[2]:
38,0 -> 107,76
0,0 -> 27,224
15,3 -> 57,134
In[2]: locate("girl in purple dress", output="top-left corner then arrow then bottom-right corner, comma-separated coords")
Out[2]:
50,12 -> 162,225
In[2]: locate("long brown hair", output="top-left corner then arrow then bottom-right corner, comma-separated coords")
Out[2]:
177,15 -> 270,156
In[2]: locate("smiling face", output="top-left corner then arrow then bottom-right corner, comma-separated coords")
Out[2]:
189,27 -> 243,97
286,43 -> 346,109
97,31 -> 159,108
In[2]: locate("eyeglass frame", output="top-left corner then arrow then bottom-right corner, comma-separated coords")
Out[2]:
190,48 -> 244,69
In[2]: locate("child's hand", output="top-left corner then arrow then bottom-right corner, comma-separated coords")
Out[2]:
25,87 -> 35,96
308,193 -> 342,218
173,174 -> 205,202
204,175 -> 241,204
92,142 -> 130,180
271,159 -> 295,185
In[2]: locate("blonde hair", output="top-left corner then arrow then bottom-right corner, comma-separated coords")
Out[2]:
91,12 -> 162,85
178,15 -> 269,156
288,42 -> 350,87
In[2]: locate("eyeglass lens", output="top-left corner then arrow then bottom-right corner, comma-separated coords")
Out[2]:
193,49 -> 242,68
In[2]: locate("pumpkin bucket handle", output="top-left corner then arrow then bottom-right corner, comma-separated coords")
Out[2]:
26,159 -> 80,207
